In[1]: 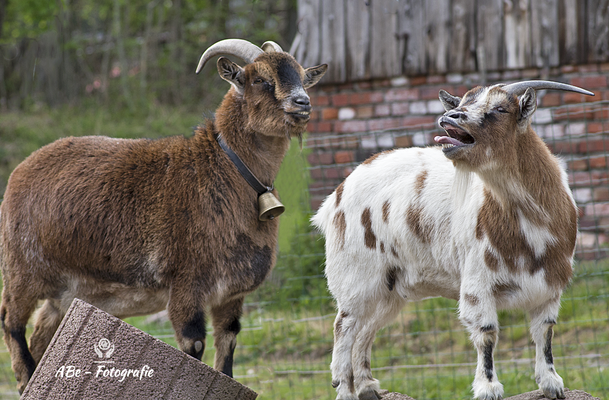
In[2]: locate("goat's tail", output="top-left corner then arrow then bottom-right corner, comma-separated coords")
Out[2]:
310,192 -> 336,236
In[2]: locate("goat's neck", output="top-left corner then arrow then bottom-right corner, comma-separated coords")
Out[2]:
215,93 -> 291,187
475,129 -> 562,223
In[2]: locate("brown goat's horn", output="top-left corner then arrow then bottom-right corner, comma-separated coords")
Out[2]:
196,39 -> 264,74
503,80 -> 594,96
261,41 -> 283,53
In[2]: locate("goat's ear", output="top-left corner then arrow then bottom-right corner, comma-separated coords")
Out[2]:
439,90 -> 461,111
303,64 -> 328,89
518,87 -> 537,124
217,57 -> 245,95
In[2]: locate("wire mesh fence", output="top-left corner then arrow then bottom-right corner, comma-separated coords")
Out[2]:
0,100 -> 607,399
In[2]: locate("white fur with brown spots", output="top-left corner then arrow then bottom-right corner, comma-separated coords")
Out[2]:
312,81 -> 593,400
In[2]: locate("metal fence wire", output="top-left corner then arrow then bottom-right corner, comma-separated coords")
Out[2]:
0,100 -> 607,400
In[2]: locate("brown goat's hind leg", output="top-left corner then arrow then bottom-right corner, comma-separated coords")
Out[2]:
211,297 -> 244,378
1,290 -> 38,393
167,290 -> 207,361
30,300 -> 64,364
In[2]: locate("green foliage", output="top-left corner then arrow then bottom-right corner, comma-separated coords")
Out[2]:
0,0 -> 298,110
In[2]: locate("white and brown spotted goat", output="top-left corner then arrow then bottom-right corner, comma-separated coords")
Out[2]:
0,39 -> 326,393
312,81 -> 593,400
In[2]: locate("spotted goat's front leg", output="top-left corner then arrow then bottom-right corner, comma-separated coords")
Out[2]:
530,299 -> 565,399
459,290 -> 504,400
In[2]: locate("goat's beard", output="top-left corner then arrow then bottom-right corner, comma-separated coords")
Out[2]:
451,168 -> 472,207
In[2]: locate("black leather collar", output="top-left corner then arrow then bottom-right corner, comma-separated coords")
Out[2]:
216,135 -> 272,195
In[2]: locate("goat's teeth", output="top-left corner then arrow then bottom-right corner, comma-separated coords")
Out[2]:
442,144 -> 454,149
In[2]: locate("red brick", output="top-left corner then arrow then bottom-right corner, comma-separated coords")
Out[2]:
341,82 -> 359,91
553,106 -> 595,121
314,94 -> 331,106
372,79 -> 392,89
549,142 -> 578,154
334,151 -> 354,164
375,104 -> 391,117
322,107 -> 339,120
579,139 -> 609,153
335,120 -> 367,133
306,121 -> 332,133
585,203 -> 609,217
588,122 -> 605,134
310,110 -> 320,121
590,155 -> 608,169
454,85 -> 470,96
324,167 -> 341,180
352,91 -> 384,105
560,65 -> 577,74
577,64 -> 599,73
600,62 -> 609,73
308,152 -> 334,165
368,117 -> 402,131
420,85 -> 446,100
395,135 -> 413,148
593,107 -> 609,120
541,93 -> 561,107
310,168 -> 322,180
332,93 -> 352,107
570,76 -> 608,90
356,81 -> 373,90
410,76 -> 427,86
391,102 -> 410,116
563,92 -> 588,104
594,187 -> 609,202
385,88 -> 419,102
402,115 -> 437,127
569,159 -> 588,171
427,75 -> 446,84
357,106 -> 374,119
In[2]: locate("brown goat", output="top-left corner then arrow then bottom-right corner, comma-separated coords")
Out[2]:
0,38 -> 327,393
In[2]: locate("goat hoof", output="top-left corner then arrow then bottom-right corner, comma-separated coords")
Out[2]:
473,379 -> 504,400
542,387 -> 565,399
358,390 -> 380,400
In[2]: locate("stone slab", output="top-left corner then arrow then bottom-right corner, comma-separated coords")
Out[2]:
20,298 -> 257,400
378,388 -> 599,400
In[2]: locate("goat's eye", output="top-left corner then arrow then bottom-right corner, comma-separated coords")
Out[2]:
494,106 -> 508,113
253,77 -> 264,84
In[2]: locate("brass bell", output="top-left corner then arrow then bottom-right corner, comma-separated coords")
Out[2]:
258,191 -> 285,221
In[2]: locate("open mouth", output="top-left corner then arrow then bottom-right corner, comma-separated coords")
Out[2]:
286,111 -> 310,121
435,119 -> 475,151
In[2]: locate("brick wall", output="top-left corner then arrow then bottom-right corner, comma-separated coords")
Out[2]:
305,63 -> 609,259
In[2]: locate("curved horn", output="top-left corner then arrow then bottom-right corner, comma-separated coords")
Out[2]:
503,80 -> 594,96
261,41 -> 283,53
195,39 -> 264,74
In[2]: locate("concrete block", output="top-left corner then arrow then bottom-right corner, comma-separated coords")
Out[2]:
21,298 -> 257,400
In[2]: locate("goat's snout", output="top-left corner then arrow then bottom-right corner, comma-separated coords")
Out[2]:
445,109 -> 467,121
291,94 -> 311,110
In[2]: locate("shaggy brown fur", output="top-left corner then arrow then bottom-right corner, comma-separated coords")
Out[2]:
0,43 -> 326,393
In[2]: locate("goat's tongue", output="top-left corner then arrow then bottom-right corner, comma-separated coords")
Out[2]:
434,135 -> 464,146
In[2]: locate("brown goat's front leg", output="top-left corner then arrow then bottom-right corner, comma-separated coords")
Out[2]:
211,297 -> 244,378
1,289 -> 38,393
167,288 -> 207,361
